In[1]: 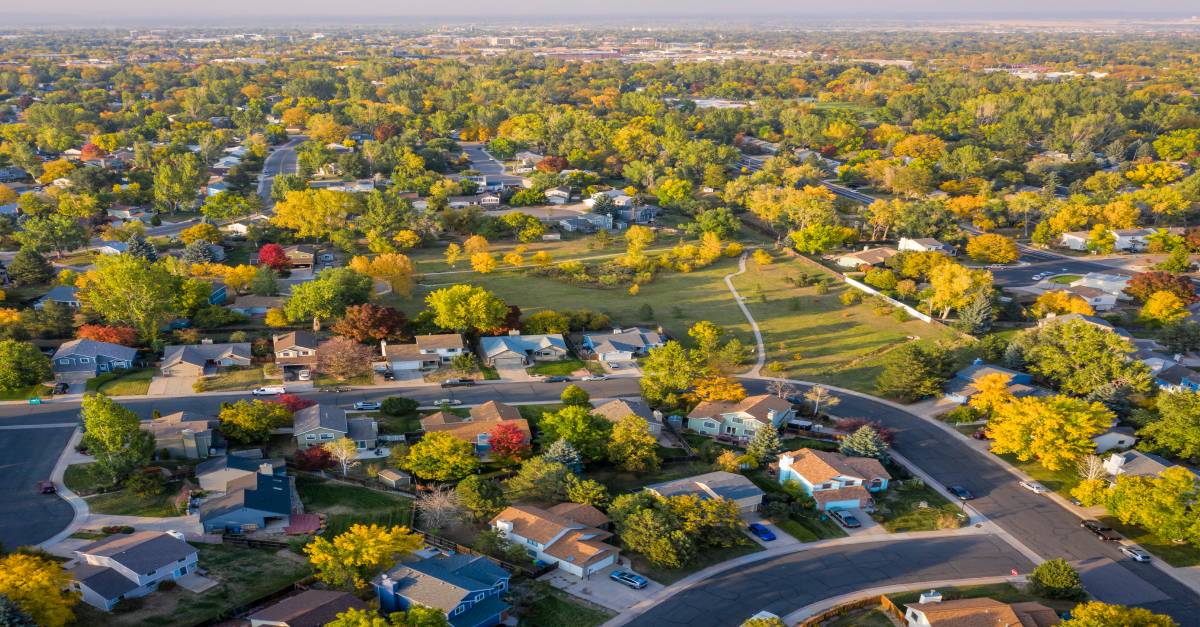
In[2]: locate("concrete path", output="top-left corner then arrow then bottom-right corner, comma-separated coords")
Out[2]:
722,252 -> 765,377
39,428 -> 89,550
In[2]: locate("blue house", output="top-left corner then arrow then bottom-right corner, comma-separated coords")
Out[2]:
1153,364 -> 1200,393
778,448 -> 892,512
375,554 -> 510,627
198,472 -> 292,533
943,360 -> 1036,405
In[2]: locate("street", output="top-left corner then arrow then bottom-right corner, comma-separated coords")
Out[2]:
989,257 -> 1134,286
257,136 -> 304,209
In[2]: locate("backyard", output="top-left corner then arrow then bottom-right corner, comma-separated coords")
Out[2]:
295,474 -> 414,536
517,587 -> 614,627
64,463 -> 183,517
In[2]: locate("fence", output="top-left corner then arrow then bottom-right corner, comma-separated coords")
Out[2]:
221,534 -> 290,550
797,594 -> 905,626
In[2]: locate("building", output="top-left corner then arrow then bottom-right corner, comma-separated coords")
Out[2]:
582,327 -> 664,362
1059,230 -> 1090,251
378,469 -> 412,489
835,247 -> 898,269
479,333 -> 568,368
1093,426 -> 1136,454
942,361 -> 1047,405
69,531 -> 197,611
198,471 -> 293,533
559,212 -> 614,233
35,285 -> 82,309
1153,363 -> 1200,392
903,596 -> 1059,627
382,334 -> 465,372
273,331 -> 319,379
248,590 -> 367,627
420,400 -> 530,456
1111,228 -> 1154,252
686,394 -> 794,443
1063,285 -> 1118,311
591,398 -> 662,439
220,214 -> 270,236
283,245 -> 316,270
142,411 -> 218,460
161,341 -> 252,377
375,554 -> 511,627
545,186 -> 571,204
645,471 -> 764,512
195,454 -> 285,493
51,339 -> 138,380
778,448 -> 891,511
228,294 -> 284,316
618,204 -> 659,224
490,504 -> 619,577
584,188 -> 634,209
1070,273 -> 1130,299
348,416 -> 380,451
1104,450 -> 1198,480
294,404 -> 348,450
898,237 -> 953,255
95,241 -> 128,255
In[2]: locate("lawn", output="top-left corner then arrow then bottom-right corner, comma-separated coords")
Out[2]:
72,544 -> 312,627
629,540 -> 763,585
86,488 -> 182,518
295,474 -> 414,536
527,359 -> 600,377
64,463 -> 105,495
735,255 -> 962,393
516,403 -> 564,437
822,608 -> 896,627
1048,274 -> 1082,284
872,482 -> 966,533
86,368 -> 155,395
193,366 -> 271,392
1100,516 -> 1200,567
519,588 -> 614,627
994,454 -> 1081,497
313,372 -> 373,387
0,384 -> 47,400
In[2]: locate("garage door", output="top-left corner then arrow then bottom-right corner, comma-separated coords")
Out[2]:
493,357 -> 525,369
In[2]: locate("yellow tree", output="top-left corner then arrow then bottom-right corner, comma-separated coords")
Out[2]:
986,395 -> 1113,471
463,235 -> 489,256
689,376 -> 747,403
968,372 -> 1014,415
271,189 -> 356,239
392,229 -> 421,250
471,252 -> 498,274
179,222 -> 222,245
752,249 -> 773,266
350,254 -> 416,297
304,524 -> 423,589
1031,290 -> 1095,318
0,553 -> 77,627
324,437 -> 361,476
1140,291 -> 1188,326
623,225 -> 655,267
444,243 -> 463,268
222,264 -> 258,294
1060,602 -> 1176,627
927,264 -> 992,320
965,234 -> 1019,264
699,232 -> 724,262
37,159 -> 74,184
531,251 -> 553,267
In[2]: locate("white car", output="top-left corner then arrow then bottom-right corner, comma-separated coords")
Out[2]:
252,386 -> 286,396
437,399 -> 463,406
581,375 -> 608,381
353,401 -> 381,411
1019,480 -> 1049,494
1121,546 -> 1152,562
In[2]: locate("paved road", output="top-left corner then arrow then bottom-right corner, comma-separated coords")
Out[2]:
0,423 -> 76,549
257,136 -> 304,208
989,257 -> 1134,286
627,535 -> 1032,626
459,142 -> 523,186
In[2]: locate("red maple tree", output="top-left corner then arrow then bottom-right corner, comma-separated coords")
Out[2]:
489,422 -> 530,460
294,446 -> 333,471
77,324 -> 139,346
258,243 -> 290,271
266,393 -> 315,413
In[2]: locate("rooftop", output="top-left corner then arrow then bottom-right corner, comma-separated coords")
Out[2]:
645,470 -> 764,502
76,530 -> 195,574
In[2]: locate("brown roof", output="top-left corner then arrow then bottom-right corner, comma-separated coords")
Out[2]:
491,504 -> 581,545
547,502 -> 611,528
274,330 -> 319,350
382,342 -> 426,360
592,399 -> 655,424
247,590 -> 366,627
542,530 -> 618,567
490,504 -> 618,567
904,598 -> 1060,627
230,294 -> 284,309
812,485 -> 872,507
415,333 -> 464,350
421,411 -> 469,428
142,411 -> 215,437
840,247 -> 898,265
470,400 -> 521,422
688,394 -> 792,424
283,244 -> 316,259
421,409 -> 531,445
783,448 -> 891,485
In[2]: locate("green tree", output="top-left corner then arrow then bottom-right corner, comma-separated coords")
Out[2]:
1028,558 -> 1084,599
14,214 -> 87,258
608,415 -> 660,472
745,425 -> 781,464
839,425 -> 888,459
537,405 -> 611,461
876,342 -> 953,402
1139,390 -> 1200,461
218,399 -> 293,443
504,457 -> 571,502
0,594 -> 37,627
0,340 -> 51,391
284,268 -> 373,330
565,476 -> 610,508
1024,320 -> 1151,396
455,476 -> 508,521
81,394 -> 154,487
424,284 -> 509,333
640,341 -> 699,404
401,432 -> 479,481
78,255 -> 180,341
559,384 -> 590,407
789,224 -> 856,254
541,439 -> 583,473
7,248 -> 54,285
154,152 -> 204,214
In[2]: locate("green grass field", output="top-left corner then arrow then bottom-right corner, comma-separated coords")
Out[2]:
519,588 -> 614,627
86,368 -> 155,395
193,366 -> 271,392
0,384 -> 47,400
295,475 -> 414,536
86,489 -> 181,518
873,482 -> 965,533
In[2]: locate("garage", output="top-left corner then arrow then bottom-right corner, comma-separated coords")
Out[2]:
491,356 -> 526,369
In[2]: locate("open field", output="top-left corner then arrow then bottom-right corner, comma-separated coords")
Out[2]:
519,587 -> 614,627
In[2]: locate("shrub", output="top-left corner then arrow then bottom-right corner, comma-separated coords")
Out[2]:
1028,558 -> 1085,599
382,396 -> 419,416
839,290 -> 862,306
125,470 -> 167,497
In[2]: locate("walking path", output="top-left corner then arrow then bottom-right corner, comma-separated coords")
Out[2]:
781,575 -> 1026,625
722,252 -> 765,377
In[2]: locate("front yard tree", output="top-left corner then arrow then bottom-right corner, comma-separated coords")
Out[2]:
804,385 -> 839,417
1107,467 -> 1200,546
424,284 -> 509,334
640,341 -> 699,404
304,523 -> 423,589
488,421 -> 530,460
257,243 -> 290,272
0,340 -> 51,392
1139,389 -> 1200,460
324,438 -> 360,476
840,425 -> 888,460
926,263 -> 992,320
1028,559 -> 1084,599
401,432 -> 478,481
1024,320 -> 1151,396
81,394 -> 154,487
1139,291 -> 1188,326
965,233 -> 1019,264
559,384 -> 590,406
330,606 -> 450,627
608,415 -> 660,473
153,152 -> 203,214
271,189 -> 357,239
1031,290 -> 1094,318
968,372 -> 1014,416
218,399 -> 293,444
541,438 -> 583,473
1061,602 -> 1176,627
284,268 -> 372,330
332,304 -> 408,343
456,476 -> 508,521
78,255 -> 180,341
690,376 -> 747,403
504,457 -> 571,502
318,337 -> 375,382
875,342 -> 953,402
8,248 -> 54,285
745,426 -> 782,464
0,554 -> 76,627
15,214 -> 88,259
1124,271 -> 1199,304
986,395 -> 1113,471
537,405 -> 611,461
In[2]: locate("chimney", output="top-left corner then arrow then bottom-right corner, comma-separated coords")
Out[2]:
919,590 -> 942,604
259,462 -> 274,476
508,329 -> 521,336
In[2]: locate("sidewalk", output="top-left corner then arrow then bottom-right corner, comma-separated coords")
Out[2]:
781,575 -> 1026,624
39,427 -> 88,550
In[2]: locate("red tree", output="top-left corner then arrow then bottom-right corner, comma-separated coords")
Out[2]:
77,324 -> 139,346
535,156 -> 568,173
294,446 -> 334,471
80,143 -> 106,161
374,123 -> 398,142
266,393 -> 315,413
258,243 -> 290,271
331,303 -> 409,343
834,418 -> 896,445
489,422 -> 530,460
1124,271 -> 1199,304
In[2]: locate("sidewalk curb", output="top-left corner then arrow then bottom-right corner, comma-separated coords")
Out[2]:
39,427 -> 89,550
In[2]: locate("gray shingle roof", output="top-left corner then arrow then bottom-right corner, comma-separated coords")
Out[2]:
247,590 -> 366,627
76,531 -> 195,574
52,338 -> 138,362
381,555 -> 509,613
195,454 -> 283,477
479,334 -> 567,358
162,342 -> 251,369
646,471 -> 764,502
584,327 -> 663,356
70,563 -> 140,600
347,417 -> 377,442
293,404 -> 348,436
198,472 -> 292,521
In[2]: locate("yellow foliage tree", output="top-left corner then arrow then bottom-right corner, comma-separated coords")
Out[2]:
392,230 -> 421,250
444,243 -> 463,268
965,233 -> 1019,264
927,263 -> 992,320
222,264 -> 258,294
689,376 -> 748,403
986,395 -> 1113,471
1031,290 -> 1095,318
0,553 -> 77,627
265,308 -> 289,327
349,254 -> 416,297
471,252 -> 498,274
623,225 -> 655,267
0,308 -> 20,325
304,524 -> 423,589
968,372 -> 1014,415
531,251 -> 553,267
463,234 -> 489,255
1140,290 -> 1188,326
179,222 -> 222,245
503,252 -> 524,267
752,249 -> 773,266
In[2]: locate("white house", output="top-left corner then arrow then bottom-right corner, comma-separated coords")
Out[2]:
778,448 -> 892,512
95,241 -> 128,255
382,334 -> 465,371
490,504 -> 618,578
1070,273 -> 1131,299
220,214 -> 270,236
581,327 -> 664,362
1093,426 -> 1136,454
584,189 -> 634,209
686,394 -> 794,443
1059,230 -> 1090,251
69,531 -> 198,611
545,186 -> 571,204
1111,228 -> 1154,252
1064,285 -> 1118,311
898,237 -> 953,255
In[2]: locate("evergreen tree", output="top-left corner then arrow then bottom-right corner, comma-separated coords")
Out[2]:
181,240 -> 215,264
745,426 -> 781,464
956,293 -> 993,335
876,342 -> 954,402
7,247 -> 53,285
1086,381 -> 1134,419
839,425 -> 888,460
124,235 -> 158,262
541,438 -> 583,474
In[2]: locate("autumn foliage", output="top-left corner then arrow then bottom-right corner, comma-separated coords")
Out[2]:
77,324 -> 139,346
257,243 -> 290,271
266,393 -> 315,413
489,421 -> 531,460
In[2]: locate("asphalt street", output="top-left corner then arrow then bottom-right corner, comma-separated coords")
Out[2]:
257,136 -> 303,208
989,257 -> 1133,286
459,142 -> 524,186
0,423 -> 75,549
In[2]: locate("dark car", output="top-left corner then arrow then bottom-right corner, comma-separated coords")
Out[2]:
1081,519 -> 1122,541
948,485 -> 975,501
382,371 -> 396,381
50,382 -> 69,395
38,481 -> 55,494
972,429 -> 988,440
609,570 -> 648,589
544,376 -> 571,383
747,523 -> 776,541
831,510 -> 862,528
440,378 -> 476,388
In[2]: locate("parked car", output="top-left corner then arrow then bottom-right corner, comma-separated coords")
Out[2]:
251,386 -> 286,396
437,399 -> 463,406
972,429 -> 988,440
382,371 -> 396,381
581,375 -> 608,381
1081,520 -> 1122,541
609,570 -> 648,589
1120,546 -> 1152,562
440,378 -> 475,388
50,382 -> 69,395
1019,481 -> 1048,494
353,401 -> 381,411
831,510 -> 861,528
319,253 -> 334,262
544,376 -> 571,383
948,485 -> 975,501
297,370 -> 311,381
747,523 -> 776,541
38,480 -> 55,494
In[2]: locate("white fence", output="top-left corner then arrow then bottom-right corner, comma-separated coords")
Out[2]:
842,276 -> 934,323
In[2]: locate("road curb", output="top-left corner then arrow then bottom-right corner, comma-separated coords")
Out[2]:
781,575 -> 1026,624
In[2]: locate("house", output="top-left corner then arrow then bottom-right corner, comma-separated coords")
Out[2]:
591,399 -> 662,439
68,531 -> 198,611
903,597 -> 1059,627
198,470 -> 293,533
106,205 -> 150,223
248,590 -> 367,627
1103,450 -> 1198,480
382,333 -> 465,371
1059,230 -> 1091,251
490,504 -> 619,577
0,166 -> 27,182
0,202 -> 17,217
195,454 -> 285,493
1063,285 -> 1117,311
479,333 -> 568,368
283,245 -> 316,270
161,341 -> 252,377
1093,426 -> 1136,454
142,411 -> 218,460
480,193 -> 501,207
1111,228 -> 1154,252
1153,363 -> 1200,392
942,361 -> 1046,404
375,554 -> 511,627
559,213 -> 615,233
348,416 -> 380,451
35,285 -> 82,309
546,502 -> 611,529
584,189 -> 634,209
645,471 -> 765,512
545,186 -> 571,204
582,327 -> 664,362
273,331 -> 319,378
778,448 -> 891,511
51,339 -> 138,379
1070,273 -> 1131,299
898,237 -> 953,255
378,469 -> 412,489
221,214 -> 270,236
420,400 -> 531,456
835,247 -> 898,269
95,241 -> 128,255
1037,313 -> 1133,338
618,204 -> 659,224
294,404 -> 348,450
228,294 -> 284,316
686,394 -> 794,443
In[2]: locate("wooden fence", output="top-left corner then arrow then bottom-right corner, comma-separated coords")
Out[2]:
797,594 -> 905,626
221,534 -> 290,550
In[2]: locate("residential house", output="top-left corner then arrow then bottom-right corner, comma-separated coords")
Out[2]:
420,400 -> 531,456
273,331 -> 319,378
1063,285 -> 1117,311
142,411 -> 218,460
51,339 -> 138,380
835,247 -> 899,269
645,471 -> 765,512
348,416 -> 380,451
898,237 -> 953,255
778,448 -> 892,512
198,470 -> 293,533
283,245 -> 316,270
1070,273 -> 1131,299
1153,363 -> 1200,392
160,341 -> 252,377
1103,450 -> 1198,480
378,469 -> 412,489
195,454 -> 285,493
248,590 -> 367,627
0,166 -> 27,182
69,531 -> 198,611
479,193 -> 501,207
228,294 -> 284,316
1059,230 -> 1091,251
106,204 -> 150,223
35,285 -> 82,309
591,398 -> 662,439
95,241 -> 128,255
546,502 -> 611,529
490,504 -> 619,577
1038,313 -> 1133,338
903,597 -> 1060,627
559,212 -> 614,233
375,554 -> 511,627
1111,228 -> 1154,252
545,186 -> 571,204
686,394 -> 794,443
221,214 -> 270,236
584,189 -> 634,209
294,404 -> 348,450
1093,426 -> 1137,454
942,361 -> 1047,405
582,327 -> 664,362
618,204 -> 659,224
479,333 -> 568,368
382,333 -> 465,372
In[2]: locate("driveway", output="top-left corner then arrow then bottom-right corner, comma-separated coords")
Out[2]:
741,513 -> 802,549
543,562 -> 662,612
834,508 -> 886,537
495,363 -> 535,382
147,375 -> 196,396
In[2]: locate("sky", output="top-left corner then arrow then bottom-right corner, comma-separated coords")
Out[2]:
2,0 -> 1199,24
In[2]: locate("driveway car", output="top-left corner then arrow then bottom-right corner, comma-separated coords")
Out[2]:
1018,481 -> 1048,494
437,399 -> 463,406
382,371 -> 395,380
50,382 -> 69,395
38,481 -> 56,494
353,401 -> 381,411
747,523 -> 776,541
948,485 -> 975,501
251,386 -> 286,396
581,375 -> 608,381
1081,519 -> 1122,541
1120,546 -> 1152,562
831,510 -> 862,528
440,378 -> 475,388
610,570 -> 648,589
544,376 -> 571,383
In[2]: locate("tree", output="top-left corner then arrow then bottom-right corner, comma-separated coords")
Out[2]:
218,399 -> 293,444
1140,291 -> 1188,326
926,263 -> 992,320
181,240 -> 216,264
640,341 -> 699,404
456,476 -> 508,521
745,425 -> 782,464
401,432 -> 478,481
78,255 -> 179,341
285,268 -> 372,329
1139,389 -> 1200,461
14,214 -> 87,258
318,336 -> 375,382
609,415 -> 660,472
1024,321 -> 1151,396
424,285 -> 509,333
0,594 -> 37,627
968,372 -> 1014,416
1107,466 -> 1199,546
332,304 -> 408,343
154,152 -> 204,213
565,476 -> 610,507
1086,224 -> 1115,254
1060,602 -> 1176,627
180,223 -> 222,245
1028,559 -> 1084,599
444,243 -> 463,267
349,254 -> 416,297
201,191 -> 258,222
986,395 -> 1113,471
1155,246 -> 1193,274
804,385 -> 839,417
0,340 -> 51,391
623,225 -> 655,267
0,554 -> 76,627
80,394 -> 154,487
463,235 -> 489,255
559,384 -> 590,406
840,425 -> 889,460
1031,290 -> 1094,318
789,224 -> 856,254
304,524 -> 423,589
324,438 -> 361,476
125,236 -> 158,262
257,243 -> 290,271
541,439 -> 583,474
965,233 -> 1018,263
522,310 -> 569,335
271,189 -> 356,239
222,264 -> 258,294
489,421 -> 531,460
294,446 -> 334,471
1124,272 -> 1199,304
537,405 -> 611,460
7,248 -> 53,285
416,485 -> 466,530
504,457 -> 572,502
876,342 -> 953,402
